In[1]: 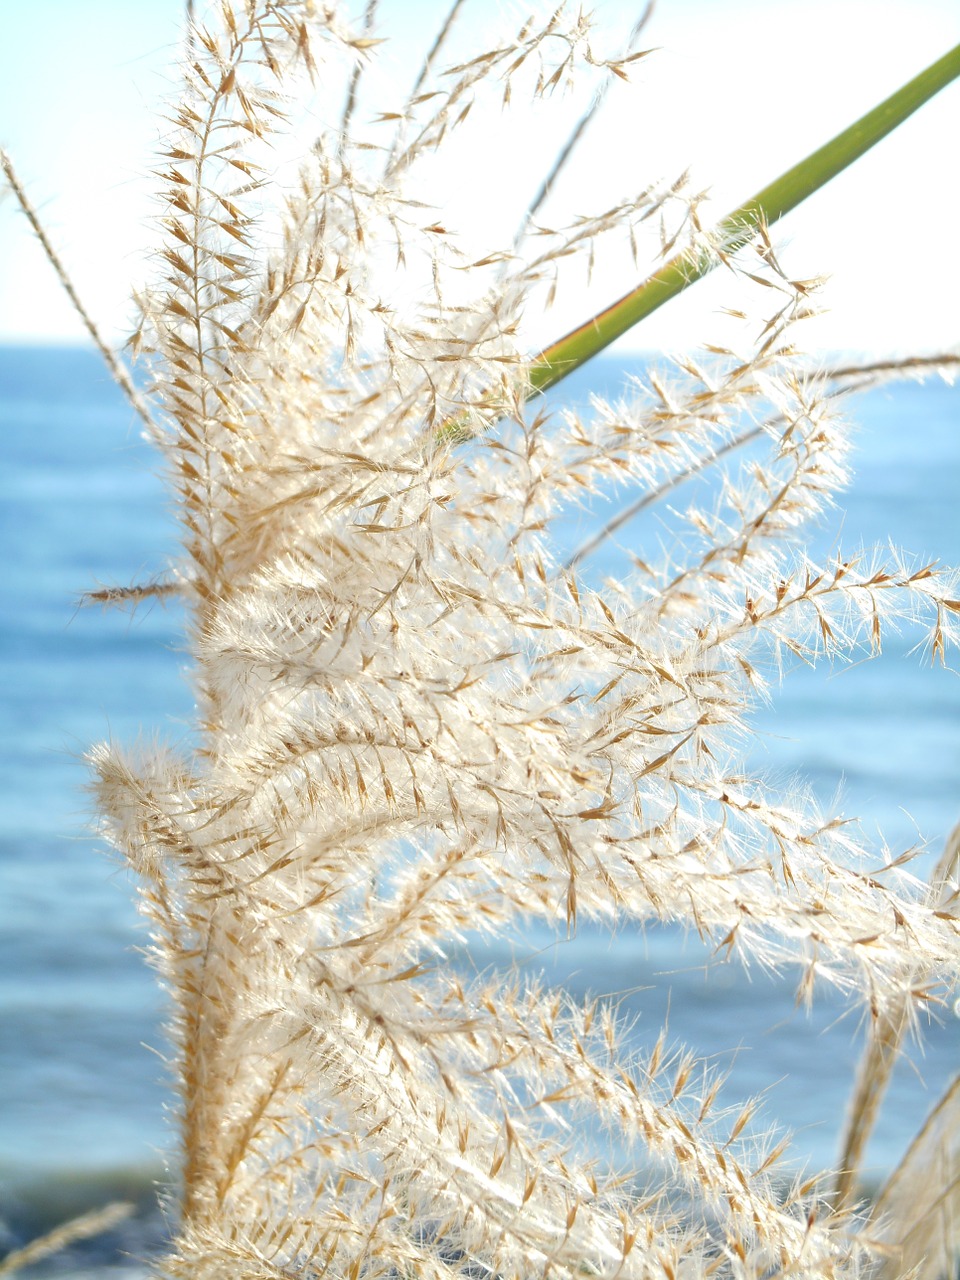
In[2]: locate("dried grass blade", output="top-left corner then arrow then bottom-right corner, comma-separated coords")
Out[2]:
0,1202 -> 133,1278
868,1075 -> 960,1280
834,824 -> 960,1212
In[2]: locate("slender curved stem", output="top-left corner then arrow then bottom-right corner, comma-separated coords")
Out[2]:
527,41 -> 960,395
0,149 -> 155,432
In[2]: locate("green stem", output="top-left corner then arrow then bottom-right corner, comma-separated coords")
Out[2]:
526,41 -> 960,394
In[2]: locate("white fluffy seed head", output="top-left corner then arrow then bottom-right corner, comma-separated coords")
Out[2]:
82,4 -> 960,1278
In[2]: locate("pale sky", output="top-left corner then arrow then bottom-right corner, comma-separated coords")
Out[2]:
1,0 -> 958,355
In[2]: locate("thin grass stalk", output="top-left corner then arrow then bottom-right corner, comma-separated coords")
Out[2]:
867,1075 -> 960,1280
824,352 -> 960,383
512,1 -> 656,247
562,424 -> 764,571
436,40 -> 960,446
381,0 -> 469,180
406,0 -> 468,103
0,1203 -> 133,1278
526,41 -> 960,394
0,150 -> 153,432
340,0 -> 380,141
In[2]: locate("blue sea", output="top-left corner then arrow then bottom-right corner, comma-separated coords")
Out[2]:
1,345 -> 958,1275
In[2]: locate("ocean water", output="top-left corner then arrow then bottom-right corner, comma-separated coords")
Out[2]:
1,345 -> 958,1275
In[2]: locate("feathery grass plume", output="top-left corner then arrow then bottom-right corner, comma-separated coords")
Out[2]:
22,1 -> 956,1277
